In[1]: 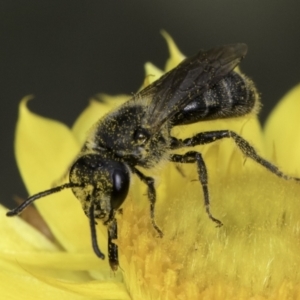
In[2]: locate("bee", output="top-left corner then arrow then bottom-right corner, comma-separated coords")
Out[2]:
7,43 -> 299,270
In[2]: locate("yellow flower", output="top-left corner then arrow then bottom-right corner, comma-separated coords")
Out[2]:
2,32 -> 300,299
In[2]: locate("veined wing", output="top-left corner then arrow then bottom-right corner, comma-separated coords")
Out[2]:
137,43 -> 248,133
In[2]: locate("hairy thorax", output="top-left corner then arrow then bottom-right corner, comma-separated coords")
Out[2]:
84,102 -> 171,169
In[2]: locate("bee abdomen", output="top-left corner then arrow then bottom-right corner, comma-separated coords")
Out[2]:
172,71 -> 258,126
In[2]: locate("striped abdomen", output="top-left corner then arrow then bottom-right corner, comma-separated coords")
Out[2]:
172,71 -> 258,126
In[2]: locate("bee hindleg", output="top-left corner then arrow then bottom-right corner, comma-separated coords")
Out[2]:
173,130 -> 300,182
107,218 -> 119,271
133,167 -> 164,238
170,152 -> 223,227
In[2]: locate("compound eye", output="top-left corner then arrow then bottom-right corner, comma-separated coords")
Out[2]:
133,128 -> 150,145
111,167 -> 130,210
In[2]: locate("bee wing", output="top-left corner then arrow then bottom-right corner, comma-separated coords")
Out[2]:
138,43 -> 248,133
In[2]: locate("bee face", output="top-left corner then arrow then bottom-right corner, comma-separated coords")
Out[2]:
69,154 -> 130,221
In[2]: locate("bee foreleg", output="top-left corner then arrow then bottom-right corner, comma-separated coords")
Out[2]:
89,203 -> 105,260
170,151 -> 223,227
133,167 -> 164,238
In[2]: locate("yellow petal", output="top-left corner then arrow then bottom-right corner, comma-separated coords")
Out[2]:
14,97 -> 106,257
0,205 -> 56,251
0,205 -> 93,281
0,251 -> 104,271
15,96 -> 80,194
143,62 -> 164,86
161,30 -> 185,72
38,274 -> 131,300
264,84 -> 300,175
0,270 -> 91,300
0,247 -> 127,299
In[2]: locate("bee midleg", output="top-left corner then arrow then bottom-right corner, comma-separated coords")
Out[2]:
133,167 -> 163,238
172,130 -> 300,181
170,152 -> 223,227
107,218 -> 119,271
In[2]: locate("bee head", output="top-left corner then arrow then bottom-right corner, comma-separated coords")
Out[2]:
69,154 -> 130,221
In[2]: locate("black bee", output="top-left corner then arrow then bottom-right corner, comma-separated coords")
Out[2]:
7,43 -> 299,270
